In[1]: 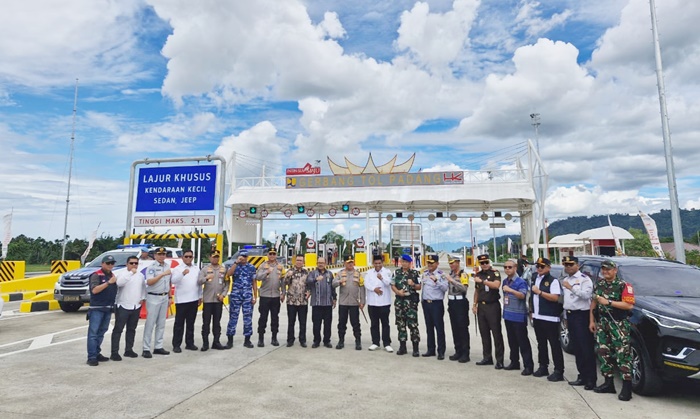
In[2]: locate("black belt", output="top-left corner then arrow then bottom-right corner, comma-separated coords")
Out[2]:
148,292 -> 168,296
566,309 -> 589,314
479,300 -> 498,305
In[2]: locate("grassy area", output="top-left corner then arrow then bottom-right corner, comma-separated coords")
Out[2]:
25,264 -> 51,272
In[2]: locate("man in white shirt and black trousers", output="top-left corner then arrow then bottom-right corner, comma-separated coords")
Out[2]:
530,257 -> 565,382
171,249 -> 202,352
363,254 -> 394,352
111,256 -> 146,361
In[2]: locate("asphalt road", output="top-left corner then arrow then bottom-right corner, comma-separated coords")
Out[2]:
1,270 -> 698,419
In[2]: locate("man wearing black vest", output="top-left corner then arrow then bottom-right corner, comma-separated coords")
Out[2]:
472,254 -> 504,369
530,257 -> 565,381
86,255 -> 118,366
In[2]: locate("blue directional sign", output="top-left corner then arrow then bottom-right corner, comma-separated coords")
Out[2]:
136,165 -> 217,212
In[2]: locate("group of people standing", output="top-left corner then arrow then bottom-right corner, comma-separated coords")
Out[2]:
86,246 -> 636,402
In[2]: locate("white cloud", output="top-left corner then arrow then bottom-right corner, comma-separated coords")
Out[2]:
514,1 -> 572,38
214,121 -> 287,177
318,11 -> 346,39
545,185 -> 668,220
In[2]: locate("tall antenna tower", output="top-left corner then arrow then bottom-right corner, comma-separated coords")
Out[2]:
61,79 -> 79,260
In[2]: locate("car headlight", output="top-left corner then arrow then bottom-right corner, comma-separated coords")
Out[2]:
643,309 -> 700,332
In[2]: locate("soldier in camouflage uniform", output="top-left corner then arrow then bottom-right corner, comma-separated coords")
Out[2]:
390,254 -> 422,356
224,251 -> 258,349
589,259 -> 635,401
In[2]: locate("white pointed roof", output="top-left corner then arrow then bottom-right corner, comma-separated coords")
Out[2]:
578,226 -> 634,240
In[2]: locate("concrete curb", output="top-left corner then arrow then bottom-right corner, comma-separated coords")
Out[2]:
19,299 -> 61,312
1,290 -> 48,302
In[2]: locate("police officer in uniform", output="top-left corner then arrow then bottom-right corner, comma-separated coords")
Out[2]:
142,247 -> 172,358
530,257 -> 565,381
390,254 -> 421,356
590,260 -> 635,401
446,257 -> 470,363
561,256 -> 596,390
472,254 -> 505,369
197,250 -> 229,351
225,251 -> 258,349
332,256 -> 365,350
256,249 -> 285,347
420,254 -> 449,360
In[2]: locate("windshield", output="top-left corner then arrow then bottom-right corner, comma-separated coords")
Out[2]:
86,251 -> 139,268
619,264 -> 700,298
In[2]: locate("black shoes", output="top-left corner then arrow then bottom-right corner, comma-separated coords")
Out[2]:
185,345 -> 198,351
397,342 -> 407,356
287,341 -> 294,347
521,367 -> 533,376
211,340 -> 225,350
494,362 -> 504,370
532,367 -> 549,377
412,342 -> 420,357
124,350 -> 138,358
547,371 -> 564,382
153,348 -> 170,355
584,382 -> 595,391
503,363 -> 520,371
201,338 -> 210,352
422,351 -> 436,357
476,358 -> 494,366
300,342 -> 307,348
458,355 -> 470,363
258,335 -> 265,347
437,353 -> 445,360
323,342 -> 333,349
142,351 -> 152,359
225,336 -> 234,349
336,340 -> 345,350
355,339 -> 362,351
594,377 -> 616,394
173,346 -> 182,353
87,359 -> 99,366
449,353 -> 461,361
243,337 -> 254,348
312,342 -> 320,348
569,378 -> 585,386
96,354 -> 109,362
110,353 -> 122,361
618,380 -> 633,401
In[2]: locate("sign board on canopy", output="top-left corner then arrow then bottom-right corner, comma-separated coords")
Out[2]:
285,171 -> 464,189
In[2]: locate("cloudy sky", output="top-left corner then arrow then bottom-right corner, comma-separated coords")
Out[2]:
1,0 -> 699,249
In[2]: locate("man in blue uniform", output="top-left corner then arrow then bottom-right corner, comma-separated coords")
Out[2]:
86,255 -> 118,366
420,254 -> 449,360
225,251 -> 258,348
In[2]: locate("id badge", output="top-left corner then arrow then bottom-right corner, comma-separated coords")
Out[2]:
504,295 -> 509,305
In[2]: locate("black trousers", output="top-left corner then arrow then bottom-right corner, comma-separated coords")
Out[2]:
338,305 -> 361,340
257,296 -> 281,335
368,305 -> 391,346
448,298 -> 470,356
111,305 -> 140,354
504,319 -> 534,369
173,300 -> 198,347
533,318 -> 564,373
568,310 -> 596,383
287,304 -> 308,343
312,306 -> 333,344
477,302 -> 505,363
422,300 -> 445,355
201,302 -> 223,339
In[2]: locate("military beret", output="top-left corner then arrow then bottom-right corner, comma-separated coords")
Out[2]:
536,257 -> 551,266
401,254 -> 413,262
562,256 -> 578,264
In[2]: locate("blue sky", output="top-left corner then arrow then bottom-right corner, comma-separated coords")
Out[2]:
1,0 -> 699,251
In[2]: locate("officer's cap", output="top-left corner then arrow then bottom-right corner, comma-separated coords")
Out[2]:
535,257 -> 551,266
239,250 -> 248,257
211,250 -> 221,257
448,257 -> 460,264
401,254 -> 413,262
601,260 -> 617,269
562,256 -> 578,264
426,254 -> 439,264
268,249 -> 277,255
102,255 -> 116,263
155,247 -> 167,254
477,254 -> 490,263
345,255 -> 354,263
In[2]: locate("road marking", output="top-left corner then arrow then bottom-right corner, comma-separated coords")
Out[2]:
28,334 -> 53,350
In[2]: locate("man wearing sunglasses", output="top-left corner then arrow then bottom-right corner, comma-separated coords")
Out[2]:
501,259 -> 533,375
86,255 -> 118,366
171,250 -> 202,353
111,256 -> 146,361
472,254 -> 504,369
530,257 -> 565,382
560,256 -> 595,390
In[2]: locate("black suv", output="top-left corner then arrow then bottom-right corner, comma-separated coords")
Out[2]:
572,256 -> 700,395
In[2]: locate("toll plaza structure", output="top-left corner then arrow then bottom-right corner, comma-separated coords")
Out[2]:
224,142 -> 548,266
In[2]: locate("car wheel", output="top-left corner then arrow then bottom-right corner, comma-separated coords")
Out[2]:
631,336 -> 663,396
58,301 -> 83,312
559,318 -> 573,354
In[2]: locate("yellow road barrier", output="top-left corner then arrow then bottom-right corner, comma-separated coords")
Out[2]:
0,273 -> 60,294
0,261 -> 26,281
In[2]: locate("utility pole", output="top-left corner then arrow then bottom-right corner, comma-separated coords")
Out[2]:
649,0 -> 685,263
61,79 -> 79,260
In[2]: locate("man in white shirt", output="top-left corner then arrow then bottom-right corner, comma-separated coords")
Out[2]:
364,254 -> 393,352
111,256 -> 146,360
171,249 -> 202,352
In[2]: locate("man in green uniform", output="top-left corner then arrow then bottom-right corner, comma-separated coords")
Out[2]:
390,254 -> 422,356
589,260 -> 635,401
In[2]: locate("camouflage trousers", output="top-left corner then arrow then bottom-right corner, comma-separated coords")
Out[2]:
227,293 -> 253,337
395,298 -> 420,343
596,316 -> 632,380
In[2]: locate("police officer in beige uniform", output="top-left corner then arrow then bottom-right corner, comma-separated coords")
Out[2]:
197,250 -> 229,351
332,256 -> 365,350
256,249 -> 285,347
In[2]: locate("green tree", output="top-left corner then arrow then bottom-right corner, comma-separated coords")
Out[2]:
624,228 -> 656,257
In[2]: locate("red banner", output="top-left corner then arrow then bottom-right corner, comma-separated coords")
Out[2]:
286,163 -> 320,176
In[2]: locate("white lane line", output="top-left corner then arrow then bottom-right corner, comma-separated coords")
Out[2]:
0,325 -> 89,349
